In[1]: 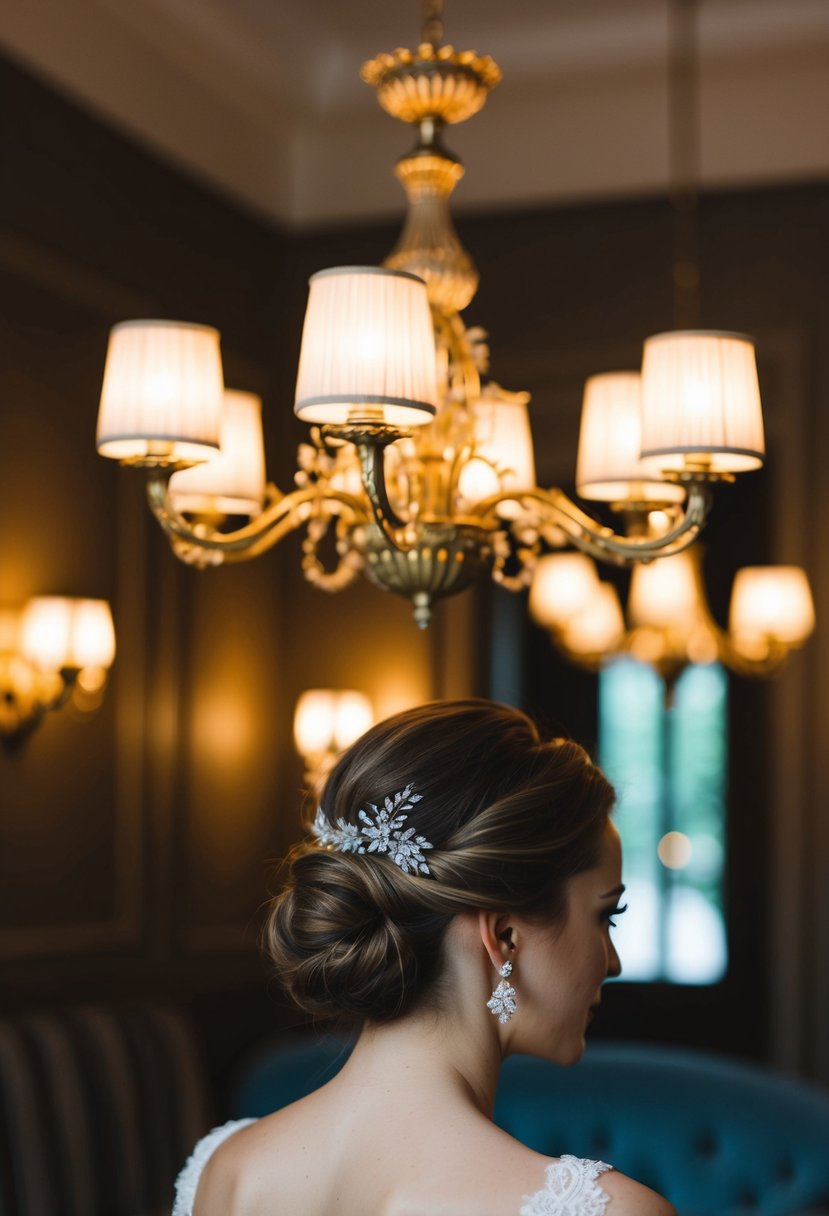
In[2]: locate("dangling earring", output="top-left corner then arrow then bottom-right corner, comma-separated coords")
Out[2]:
487,959 -> 517,1024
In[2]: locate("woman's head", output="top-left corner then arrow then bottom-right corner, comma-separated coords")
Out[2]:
265,698 -> 616,1029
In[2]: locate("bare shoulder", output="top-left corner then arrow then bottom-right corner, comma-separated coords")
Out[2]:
599,1169 -> 677,1216
457,1130 -> 676,1216
192,1119 -> 280,1216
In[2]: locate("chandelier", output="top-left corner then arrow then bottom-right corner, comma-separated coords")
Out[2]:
94,2 -> 766,628
0,597 -> 116,748
526,370 -> 813,684
530,536 -> 815,687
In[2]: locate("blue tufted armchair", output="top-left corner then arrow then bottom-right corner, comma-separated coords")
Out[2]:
232,1037 -> 829,1216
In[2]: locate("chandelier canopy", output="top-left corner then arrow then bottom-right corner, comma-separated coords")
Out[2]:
95,2 -> 766,628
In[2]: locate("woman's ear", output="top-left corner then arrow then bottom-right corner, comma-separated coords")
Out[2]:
478,909 -> 516,970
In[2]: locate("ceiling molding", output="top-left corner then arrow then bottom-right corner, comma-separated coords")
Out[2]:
2,0 -> 827,227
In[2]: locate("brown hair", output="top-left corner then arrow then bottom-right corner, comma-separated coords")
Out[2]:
265,698 -> 614,1024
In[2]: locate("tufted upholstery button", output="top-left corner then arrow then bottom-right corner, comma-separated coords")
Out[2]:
693,1130 -> 718,1159
590,1129 -> 610,1155
775,1159 -> 795,1184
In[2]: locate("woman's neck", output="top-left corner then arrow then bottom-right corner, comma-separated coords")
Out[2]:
340,1000 -> 504,1120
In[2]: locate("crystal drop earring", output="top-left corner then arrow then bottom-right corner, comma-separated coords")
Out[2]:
486,959 -> 517,1024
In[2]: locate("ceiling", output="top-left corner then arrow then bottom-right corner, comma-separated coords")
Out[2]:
2,0 -> 828,227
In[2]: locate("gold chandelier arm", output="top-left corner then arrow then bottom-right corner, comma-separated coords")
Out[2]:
716,634 -> 795,678
145,469 -> 369,559
355,440 -> 409,541
470,480 -> 713,565
300,515 -> 365,591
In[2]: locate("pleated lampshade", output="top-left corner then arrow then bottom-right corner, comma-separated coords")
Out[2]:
640,331 -> 765,474
628,550 -> 702,632
294,267 -> 438,428
462,382 -> 536,515
562,582 -> 625,655
729,566 -> 815,648
97,320 -> 224,464
576,372 -> 684,503
169,390 -> 266,517
528,553 -> 600,630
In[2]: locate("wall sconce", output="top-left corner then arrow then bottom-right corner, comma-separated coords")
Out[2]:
0,597 -> 116,749
293,689 -> 374,792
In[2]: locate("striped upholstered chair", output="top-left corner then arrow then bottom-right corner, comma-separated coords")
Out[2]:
0,1004 -> 212,1216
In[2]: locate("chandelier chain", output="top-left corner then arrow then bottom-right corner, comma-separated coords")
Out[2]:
668,0 -> 701,329
421,0 -> 444,47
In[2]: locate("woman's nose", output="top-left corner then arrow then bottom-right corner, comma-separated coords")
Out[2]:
607,939 -> 622,979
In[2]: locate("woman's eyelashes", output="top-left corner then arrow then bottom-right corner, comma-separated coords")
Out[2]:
604,903 -> 628,928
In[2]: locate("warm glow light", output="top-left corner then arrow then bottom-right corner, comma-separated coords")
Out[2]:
465,382 -> 536,513
640,331 -> 765,474
0,609 -> 20,652
576,372 -> 684,503
70,601 -> 116,669
561,582 -> 625,655
628,551 -> 702,632
332,691 -> 374,751
170,389 -> 266,516
97,320 -> 224,463
20,598 -> 74,670
294,267 -> 438,428
658,831 -> 693,870
20,598 -> 115,671
457,457 -> 500,504
529,553 -> 600,629
294,689 -> 374,759
729,566 -> 815,650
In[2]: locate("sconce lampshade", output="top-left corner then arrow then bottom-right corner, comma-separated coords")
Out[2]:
20,598 -> 116,671
640,331 -> 765,474
293,689 -> 374,758
169,390 -> 266,517
729,566 -> 815,648
97,320 -> 224,464
576,372 -> 684,503
528,553 -> 600,630
294,267 -> 438,428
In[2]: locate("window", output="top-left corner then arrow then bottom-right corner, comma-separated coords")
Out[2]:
598,657 -> 728,984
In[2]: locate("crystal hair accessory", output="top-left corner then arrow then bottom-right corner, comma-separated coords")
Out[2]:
487,960 -> 518,1024
312,783 -> 433,875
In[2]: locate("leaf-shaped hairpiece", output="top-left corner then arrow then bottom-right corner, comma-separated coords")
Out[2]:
312,783 -> 433,875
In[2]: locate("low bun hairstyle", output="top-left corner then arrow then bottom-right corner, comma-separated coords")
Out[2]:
265,698 -> 614,1024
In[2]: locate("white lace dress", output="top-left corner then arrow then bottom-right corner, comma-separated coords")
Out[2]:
173,1119 -> 613,1216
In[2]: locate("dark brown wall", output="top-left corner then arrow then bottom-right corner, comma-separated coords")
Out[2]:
1,53 -> 827,1088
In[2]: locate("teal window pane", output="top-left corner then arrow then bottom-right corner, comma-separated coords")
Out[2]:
599,657 -> 728,984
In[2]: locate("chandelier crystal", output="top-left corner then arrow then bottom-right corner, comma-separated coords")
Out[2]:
95,2 -> 766,628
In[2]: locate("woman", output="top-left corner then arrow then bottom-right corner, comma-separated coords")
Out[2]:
175,699 -> 675,1215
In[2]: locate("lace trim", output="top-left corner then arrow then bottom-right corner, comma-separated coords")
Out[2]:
519,1155 -> 613,1216
172,1118 -> 256,1216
